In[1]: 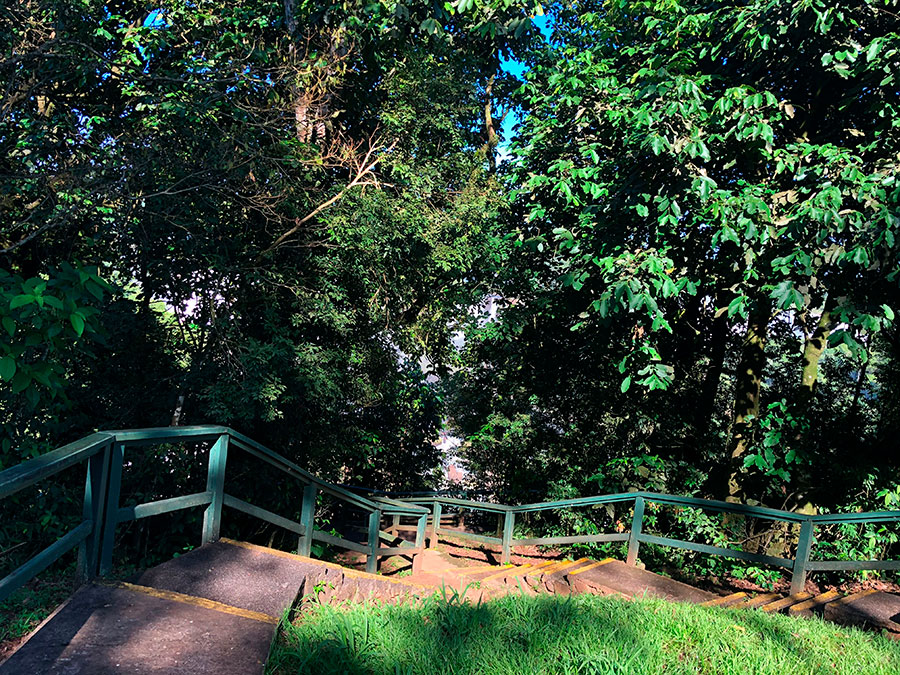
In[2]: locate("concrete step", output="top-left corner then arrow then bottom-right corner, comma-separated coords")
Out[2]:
787,590 -> 841,616
0,582 -> 277,675
761,592 -> 813,613
823,590 -> 900,635
0,539 -> 435,674
701,592 -> 748,608
132,539 -> 312,617
739,593 -> 780,609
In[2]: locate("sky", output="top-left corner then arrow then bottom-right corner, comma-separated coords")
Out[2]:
498,14 -> 552,153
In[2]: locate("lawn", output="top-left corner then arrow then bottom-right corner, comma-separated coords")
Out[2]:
267,590 -> 900,675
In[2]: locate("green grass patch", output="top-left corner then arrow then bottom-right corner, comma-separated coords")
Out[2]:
0,573 -> 72,647
267,591 -> 900,675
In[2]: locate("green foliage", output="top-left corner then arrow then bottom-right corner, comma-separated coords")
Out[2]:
449,0 -> 900,524
0,263 -> 110,461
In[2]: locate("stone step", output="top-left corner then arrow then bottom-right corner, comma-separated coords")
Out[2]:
787,590 -> 841,616
701,592 -> 748,607
0,582 -> 277,675
739,593 -> 780,609
0,539 -> 436,675
761,592 -> 813,613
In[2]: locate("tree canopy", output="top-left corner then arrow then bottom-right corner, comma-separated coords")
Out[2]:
2,0 -> 900,568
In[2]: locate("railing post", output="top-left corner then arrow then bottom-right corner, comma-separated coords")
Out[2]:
366,509 -> 381,574
297,482 -> 317,557
99,442 -> 125,575
76,441 -> 112,583
791,519 -> 814,595
501,510 -> 515,565
429,501 -> 442,549
626,496 -> 645,566
414,512 -> 427,549
201,434 -> 229,545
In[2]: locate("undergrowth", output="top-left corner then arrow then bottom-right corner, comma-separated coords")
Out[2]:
0,572 -> 72,647
267,590 -> 900,675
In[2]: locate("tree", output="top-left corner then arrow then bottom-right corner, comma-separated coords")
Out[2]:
496,0 -> 900,503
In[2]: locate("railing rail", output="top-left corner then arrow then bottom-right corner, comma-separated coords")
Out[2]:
0,426 -> 429,603
405,491 -> 900,594
4,425 -> 898,604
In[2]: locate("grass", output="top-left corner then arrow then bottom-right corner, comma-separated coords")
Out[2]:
266,590 -> 900,675
0,573 -> 73,648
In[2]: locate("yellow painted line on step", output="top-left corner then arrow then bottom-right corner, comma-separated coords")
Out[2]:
788,589 -> 840,614
97,580 -> 279,624
456,565 -> 504,576
521,559 -> 559,573
543,558 -> 590,577
218,538 -> 426,588
761,592 -> 812,613
569,559 -> 614,576
534,560 -> 571,576
701,592 -> 747,607
481,564 -> 532,582
742,593 -> 779,609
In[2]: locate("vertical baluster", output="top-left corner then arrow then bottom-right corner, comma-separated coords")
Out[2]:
429,501 -> 442,549
414,513 -> 427,550
626,496 -> 645,566
99,442 -> 125,575
366,509 -> 381,574
297,482 -> 317,557
76,441 -> 111,583
501,510 -> 515,565
791,519 -> 814,595
201,434 -> 229,545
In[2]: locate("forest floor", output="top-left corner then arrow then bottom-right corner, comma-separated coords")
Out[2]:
0,572 -> 72,662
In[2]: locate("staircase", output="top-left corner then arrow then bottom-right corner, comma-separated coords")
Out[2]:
3,425 -> 900,672
0,539 -> 434,674
4,539 -> 900,673
399,546 -> 900,637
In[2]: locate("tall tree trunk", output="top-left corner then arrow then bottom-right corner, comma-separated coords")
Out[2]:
800,310 -> 831,400
726,298 -> 772,503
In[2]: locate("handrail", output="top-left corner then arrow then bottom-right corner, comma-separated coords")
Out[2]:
403,491 -> 900,594
224,429 -> 381,513
0,425 -> 430,602
0,432 -> 113,500
4,424 -> 898,605
402,495 -> 512,513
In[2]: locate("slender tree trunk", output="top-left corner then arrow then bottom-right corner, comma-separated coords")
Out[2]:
800,310 -> 831,399
726,298 -> 772,503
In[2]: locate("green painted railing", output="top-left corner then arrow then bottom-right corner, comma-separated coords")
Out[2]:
5,426 -> 898,604
0,425 -> 429,604
401,492 -> 900,594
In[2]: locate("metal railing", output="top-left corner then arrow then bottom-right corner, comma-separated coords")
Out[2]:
0,425 -> 429,604
4,426 -> 898,604
401,491 -> 900,594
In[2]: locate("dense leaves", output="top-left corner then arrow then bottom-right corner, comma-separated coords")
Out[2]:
451,0 -> 900,517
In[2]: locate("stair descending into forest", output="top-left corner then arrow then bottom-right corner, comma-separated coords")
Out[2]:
0,539 -> 432,675
402,546 -> 900,637
5,539 -> 900,673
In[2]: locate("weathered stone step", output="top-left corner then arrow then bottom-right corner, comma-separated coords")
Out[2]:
701,592 -> 748,608
0,538 -> 437,674
0,582 -> 277,674
133,539 -> 313,617
762,592 -> 813,613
